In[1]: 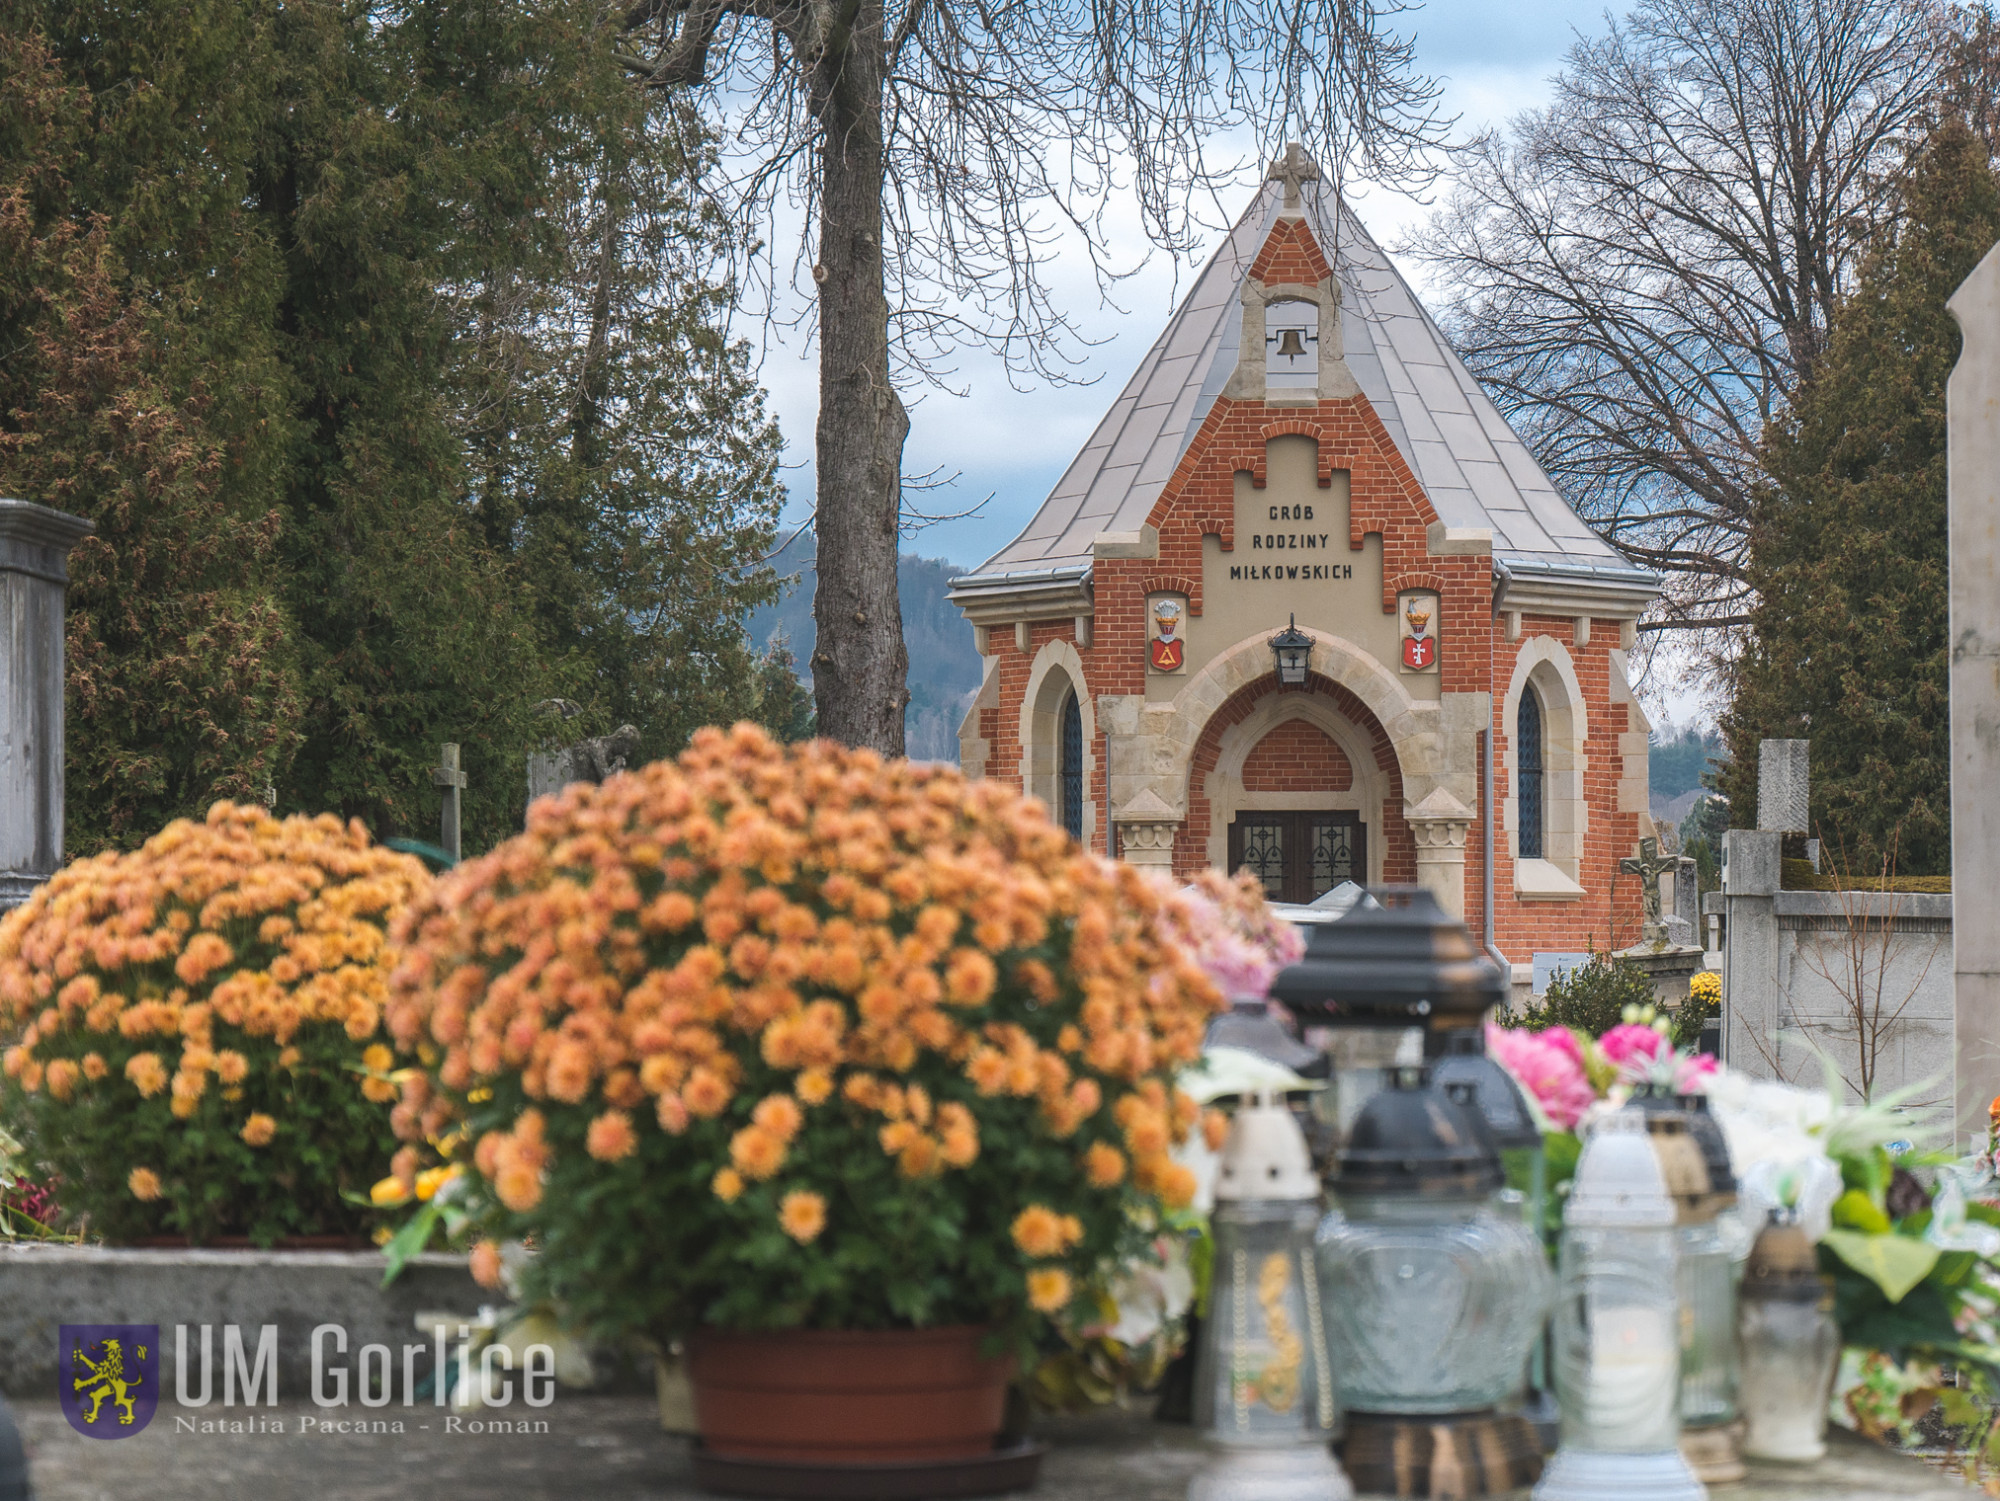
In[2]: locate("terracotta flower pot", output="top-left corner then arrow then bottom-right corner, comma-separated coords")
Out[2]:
687,1326 -> 1015,1464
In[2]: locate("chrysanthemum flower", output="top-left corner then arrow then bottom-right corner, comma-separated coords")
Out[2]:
128,1168 -> 162,1202
1027,1268 -> 1072,1313
778,1190 -> 827,1244
240,1114 -> 277,1147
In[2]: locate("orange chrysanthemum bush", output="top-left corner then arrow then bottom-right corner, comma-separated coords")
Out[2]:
384,724 -> 1223,1341
0,805 -> 429,1245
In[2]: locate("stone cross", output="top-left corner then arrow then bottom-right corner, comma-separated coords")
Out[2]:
1619,836 -> 1677,950
1267,143 -> 1320,214
433,743 -> 467,862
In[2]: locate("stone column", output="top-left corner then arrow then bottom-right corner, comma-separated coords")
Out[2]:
1,500 -> 93,912
1949,243 -> 2000,1138
1757,738 -> 1809,833
1405,788 -> 1474,920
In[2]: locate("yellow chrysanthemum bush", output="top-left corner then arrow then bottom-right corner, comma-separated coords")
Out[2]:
385,724 -> 1223,1342
0,805 -> 430,1244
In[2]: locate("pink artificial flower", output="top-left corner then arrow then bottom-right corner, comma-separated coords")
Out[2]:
1539,1025 -> 1586,1067
1598,1022 -> 1671,1075
1675,1052 -> 1719,1093
1486,1022 -> 1597,1131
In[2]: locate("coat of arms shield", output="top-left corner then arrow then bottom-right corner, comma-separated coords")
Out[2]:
60,1325 -> 159,1438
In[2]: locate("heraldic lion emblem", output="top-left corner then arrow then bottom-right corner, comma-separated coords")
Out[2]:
60,1325 -> 159,1438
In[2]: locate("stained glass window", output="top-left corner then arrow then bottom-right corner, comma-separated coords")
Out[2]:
1517,687 -> 1545,861
1060,691 -> 1084,841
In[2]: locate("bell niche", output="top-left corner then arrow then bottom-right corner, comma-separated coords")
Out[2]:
1265,299 -> 1319,391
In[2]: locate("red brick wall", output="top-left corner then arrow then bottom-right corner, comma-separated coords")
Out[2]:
1176,673 -> 1414,884
1241,719 -> 1354,792
1489,617 -> 1647,957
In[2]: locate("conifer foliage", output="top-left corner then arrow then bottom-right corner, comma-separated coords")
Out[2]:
1,0 -> 787,854
1720,120 -> 2000,874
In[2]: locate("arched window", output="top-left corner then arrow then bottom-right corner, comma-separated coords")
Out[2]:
1517,686 -> 1545,861
1059,691 -> 1084,840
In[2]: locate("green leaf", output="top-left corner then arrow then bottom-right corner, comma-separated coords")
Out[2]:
1821,1228 -> 1940,1303
379,1201 -> 444,1288
1832,1187 -> 1892,1233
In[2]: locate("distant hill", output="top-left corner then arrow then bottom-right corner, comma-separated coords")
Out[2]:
747,532 -> 984,761
1651,723 -> 1725,801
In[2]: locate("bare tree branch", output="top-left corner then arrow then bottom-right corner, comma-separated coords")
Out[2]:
1413,0 -> 1941,627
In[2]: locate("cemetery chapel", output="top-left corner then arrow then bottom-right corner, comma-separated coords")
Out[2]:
950,149 -> 1660,959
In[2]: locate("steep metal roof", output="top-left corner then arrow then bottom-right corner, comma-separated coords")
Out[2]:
960,179 -> 1651,590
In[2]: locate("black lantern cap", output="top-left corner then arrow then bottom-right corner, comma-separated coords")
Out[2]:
1429,1031 -> 1542,1151
1334,1067 -> 1504,1197
1267,886 -> 1506,1046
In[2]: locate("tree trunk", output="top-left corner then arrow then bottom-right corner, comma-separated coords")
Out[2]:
808,0 -> 909,754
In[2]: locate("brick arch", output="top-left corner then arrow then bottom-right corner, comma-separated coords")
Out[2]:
1175,672 -> 1415,884
1242,720 -> 1353,792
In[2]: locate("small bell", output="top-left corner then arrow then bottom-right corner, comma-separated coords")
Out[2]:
1273,327 -> 1310,361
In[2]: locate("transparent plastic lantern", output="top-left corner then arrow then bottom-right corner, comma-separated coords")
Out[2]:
1190,1089 -> 1350,1501
1533,1110 -> 1705,1501
1194,1094 -> 1337,1445
1316,1067 -> 1553,1415
1737,1209 -> 1840,1462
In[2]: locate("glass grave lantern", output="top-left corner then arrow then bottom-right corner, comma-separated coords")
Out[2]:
1267,887 -> 1506,1149
1189,1087 -> 1350,1501
1316,1062 -> 1554,1496
1534,1110 -> 1706,1501
1737,1208 -> 1840,1462
1631,1088 -> 1744,1483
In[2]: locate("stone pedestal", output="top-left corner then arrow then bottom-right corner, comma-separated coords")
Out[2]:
1614,940 -> 1708,1014
0,500 -> 92,912
1406,787 -> 1473,921
1113,787 -> 1181,871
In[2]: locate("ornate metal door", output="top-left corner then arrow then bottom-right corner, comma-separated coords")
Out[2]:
1227,812 -> 1365,904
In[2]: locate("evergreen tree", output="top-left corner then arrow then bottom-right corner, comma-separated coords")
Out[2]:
3,1 -> 784,852
0,16 -> 302,849
1720,120 -> 2000,874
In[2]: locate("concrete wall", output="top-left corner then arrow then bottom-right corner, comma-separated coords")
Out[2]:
0,1246 -> 483,1399
1720,828 -> 1954,1112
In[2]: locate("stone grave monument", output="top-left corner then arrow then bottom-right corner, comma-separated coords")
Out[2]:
1615,833 -> 1707,1011
1,500 -> 92,913
527,706 -> 642,811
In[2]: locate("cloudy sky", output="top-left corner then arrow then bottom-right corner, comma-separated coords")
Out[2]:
730,0 -> 1716,723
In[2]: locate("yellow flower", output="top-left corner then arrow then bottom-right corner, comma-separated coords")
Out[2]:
712,1167 -> 745,1202
362,1043 -> 394,1073
370,1176 -> 412,1208
240,1113 -> 277,1147
795,1068 -> 834,1106
778,1190 -> 828,1243
128,1167 -> 163,1202
1027,1268 -> 1072,1313
414,1165 -> 457,1201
